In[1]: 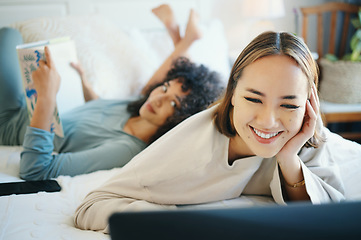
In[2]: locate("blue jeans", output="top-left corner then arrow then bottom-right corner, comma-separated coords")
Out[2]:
0,27 -> 29,145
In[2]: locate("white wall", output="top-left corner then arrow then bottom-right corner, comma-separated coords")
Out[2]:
208,0 -> 337,57
0,0 -> 348,57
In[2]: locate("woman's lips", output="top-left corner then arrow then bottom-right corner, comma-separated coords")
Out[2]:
146,102 -> 155,114
250,126 -> 282,144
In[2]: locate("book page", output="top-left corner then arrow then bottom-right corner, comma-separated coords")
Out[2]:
47,40 -> 84,114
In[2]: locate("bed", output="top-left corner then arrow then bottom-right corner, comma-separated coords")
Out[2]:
1,131 -> 361,240
1,0 -> 361,239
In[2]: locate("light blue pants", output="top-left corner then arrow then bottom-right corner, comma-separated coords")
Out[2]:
0,27 -> 29,145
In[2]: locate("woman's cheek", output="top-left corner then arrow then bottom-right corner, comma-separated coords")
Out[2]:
289,110 -> 305,132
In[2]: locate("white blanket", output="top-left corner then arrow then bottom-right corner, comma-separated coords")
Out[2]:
0,146 -> 275,240
0,147 -> 112,240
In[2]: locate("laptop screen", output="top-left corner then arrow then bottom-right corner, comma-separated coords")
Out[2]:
109,201 -> 361,240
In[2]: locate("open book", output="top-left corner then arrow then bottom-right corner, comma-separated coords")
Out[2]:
16,37 -> 84,137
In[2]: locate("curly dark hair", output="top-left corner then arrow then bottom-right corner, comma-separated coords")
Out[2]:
127,57 -> 224,143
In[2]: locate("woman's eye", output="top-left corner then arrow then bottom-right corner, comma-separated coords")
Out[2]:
162,85 -> 167,92
244,97 -> 262,103
281,104 -> 300,109
170,100 -> 177,108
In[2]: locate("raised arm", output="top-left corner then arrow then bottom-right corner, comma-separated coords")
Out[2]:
275,83 -> 319,201
70,62 -> 99,102
275,84 -> 344,202
30,46 -> 61,132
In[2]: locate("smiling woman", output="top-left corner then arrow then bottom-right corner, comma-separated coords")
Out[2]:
74,31 -> 351,233
214,31 -> 323,201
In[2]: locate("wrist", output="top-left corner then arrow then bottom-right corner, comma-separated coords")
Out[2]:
36,94 -> 57,106
276,154 -> 298,167
283,178 -> 305,188
30,98 -> 57,132
277,156 -> 305,189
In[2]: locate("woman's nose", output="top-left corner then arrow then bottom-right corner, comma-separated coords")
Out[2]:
153,95 -> 167,107
257,106 -> 278,128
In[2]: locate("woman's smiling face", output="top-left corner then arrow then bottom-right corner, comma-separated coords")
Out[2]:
231,55 -> 309,158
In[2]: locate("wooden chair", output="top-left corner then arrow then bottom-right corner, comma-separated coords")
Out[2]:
300,2 -> 361,141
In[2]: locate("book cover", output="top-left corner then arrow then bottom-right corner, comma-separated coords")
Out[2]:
16,37 -> 84,137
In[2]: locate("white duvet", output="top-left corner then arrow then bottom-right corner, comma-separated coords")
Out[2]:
0,147 -> 275,240
0,146 -> 112,240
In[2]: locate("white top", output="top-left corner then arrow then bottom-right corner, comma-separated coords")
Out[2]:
74,105 -> 345,233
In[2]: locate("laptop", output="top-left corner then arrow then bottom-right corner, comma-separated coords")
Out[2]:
109,201 -> 361,240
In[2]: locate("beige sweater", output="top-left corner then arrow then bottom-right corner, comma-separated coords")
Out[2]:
74,106 -> 345,233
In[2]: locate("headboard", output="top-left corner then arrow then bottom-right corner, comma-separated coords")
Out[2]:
0,0 -> 214,31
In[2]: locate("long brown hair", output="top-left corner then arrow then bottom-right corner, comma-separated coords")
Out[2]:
213,31 -> 323,148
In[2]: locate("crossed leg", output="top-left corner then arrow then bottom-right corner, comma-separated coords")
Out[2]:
152,4 -> 202,47
141,5 -> 203,94
152,4 -> 181,46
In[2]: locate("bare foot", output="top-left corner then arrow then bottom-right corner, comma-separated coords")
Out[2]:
184,9 -> 202,44
152,4 -> 181,46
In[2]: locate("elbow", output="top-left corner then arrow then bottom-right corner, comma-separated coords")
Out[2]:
19,154 -> 48,181
73,203 -> 88,230
74,202 -> 109,233
73,208 -> 86,230
74,191 -> 112,233
19,168 -> 46,181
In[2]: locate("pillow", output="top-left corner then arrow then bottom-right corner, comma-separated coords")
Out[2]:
10,15 -> 154,100
126,19 -> 231,87
10,15 -> 231,103
188,19 -> 231,85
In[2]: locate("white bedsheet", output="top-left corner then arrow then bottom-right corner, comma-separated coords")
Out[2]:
0,146 -> 114,240
0,146 -> 275,240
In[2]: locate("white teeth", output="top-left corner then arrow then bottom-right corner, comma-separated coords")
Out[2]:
253,128 -> 279,139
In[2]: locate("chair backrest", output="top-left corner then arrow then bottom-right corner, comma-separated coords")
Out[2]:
300,2 -> 360,59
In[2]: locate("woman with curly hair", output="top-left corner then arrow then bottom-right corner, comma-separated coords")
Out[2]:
0,5 -> 223,180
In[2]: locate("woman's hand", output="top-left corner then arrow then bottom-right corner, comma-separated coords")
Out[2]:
276,83 -> 320,161
30,46 -> 61,132
71,62 -> 99,102
275,83 -> 319,201
32,46 -> 61,101
70,62 -> 85,79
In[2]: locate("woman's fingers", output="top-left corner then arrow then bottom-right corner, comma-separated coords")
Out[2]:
70,62 -> 83,74
303,86 -> 319,139
311,83 -> 320,110
44,46 -> 55,69
38,60 -> 47,68
307,83 -> 319,120
306,100 -> 316,124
